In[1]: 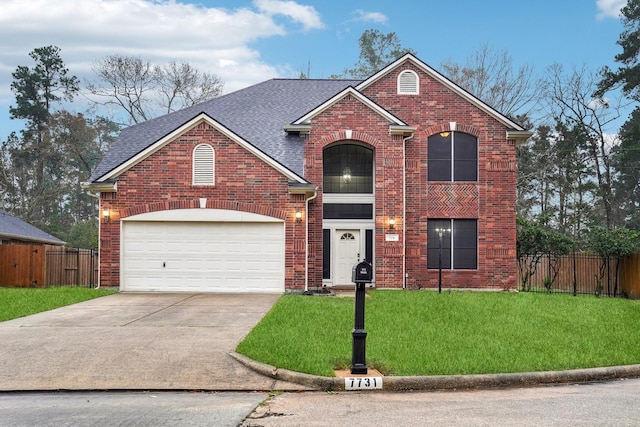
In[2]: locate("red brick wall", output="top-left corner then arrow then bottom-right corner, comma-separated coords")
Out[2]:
304,94 -> 406,289
100,60 -> 518,292
304,60 -> 517,290
99,121 -> 308,289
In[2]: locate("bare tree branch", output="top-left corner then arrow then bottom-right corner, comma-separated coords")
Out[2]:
440,44 -> 539,118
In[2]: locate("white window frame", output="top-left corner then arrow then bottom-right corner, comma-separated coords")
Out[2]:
397,70 -> 419,95
192,143 -> 215,186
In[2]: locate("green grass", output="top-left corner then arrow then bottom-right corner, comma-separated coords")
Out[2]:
0,287 -> 116,322
236,291 -> 640,377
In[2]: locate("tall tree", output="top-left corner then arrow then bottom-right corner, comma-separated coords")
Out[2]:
339,29 -> 416,78
596,0 -> 640,101
87,55 -> 224,125
552,121 -> 599,236
516,125 -> 557,220
47,112 -> 118,225
8,46 -> 80,225
440,44 -> 539,118
517,122 -> 600,237
612,106 -> 640,229
540,64 -> 625,229
0,113 -> 117,239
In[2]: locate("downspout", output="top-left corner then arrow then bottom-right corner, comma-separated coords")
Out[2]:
84,187 -> 101,289
304,188 -> 318,292
402,134 -> 414,289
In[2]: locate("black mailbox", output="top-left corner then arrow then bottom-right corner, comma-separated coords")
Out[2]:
352,261 -> 373,284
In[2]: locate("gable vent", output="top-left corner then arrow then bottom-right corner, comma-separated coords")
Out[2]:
398,70 -> 419,95
193,144 -> 215,185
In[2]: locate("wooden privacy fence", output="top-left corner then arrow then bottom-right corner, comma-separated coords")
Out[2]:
0,244 -> 45,287
620,253 -> 640,299
518,253 -> 640,297
0,244 -> 98,288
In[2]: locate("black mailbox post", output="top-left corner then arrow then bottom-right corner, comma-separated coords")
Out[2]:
351,261 -> 372,374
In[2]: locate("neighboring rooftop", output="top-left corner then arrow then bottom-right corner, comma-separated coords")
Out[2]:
0,210 -> 65,245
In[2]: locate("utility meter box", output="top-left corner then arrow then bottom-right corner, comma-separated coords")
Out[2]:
352,261 -> 373,284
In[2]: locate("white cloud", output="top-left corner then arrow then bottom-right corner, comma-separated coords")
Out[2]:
596,0 -> 627,19
254,0 -> 324,31
0,0 -> 325,128
352,9 -> 388,24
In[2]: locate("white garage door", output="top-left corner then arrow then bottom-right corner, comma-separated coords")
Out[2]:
121,210 -> 285,293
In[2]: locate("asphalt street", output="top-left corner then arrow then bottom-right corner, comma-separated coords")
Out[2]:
0,391 -> 268,427
2,379 -> 640,426
244,378 -> 640,426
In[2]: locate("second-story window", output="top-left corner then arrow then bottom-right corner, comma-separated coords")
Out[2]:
428,131 -> 477,181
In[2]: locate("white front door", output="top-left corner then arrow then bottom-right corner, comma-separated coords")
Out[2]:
335,230 -> 361,286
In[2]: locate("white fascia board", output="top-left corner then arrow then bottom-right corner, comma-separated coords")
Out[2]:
292,87 -> 408,127
356,53 -> 526,132
98,113 -> 307,184
81,181 -> 117,192
507,130 -> 534,145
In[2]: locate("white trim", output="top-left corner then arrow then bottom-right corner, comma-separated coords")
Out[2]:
323,193 -> 374,204
356,54 -> 526,132
97,113 -> 307,184
321,223 -> 376,288
293,87 -> 408,127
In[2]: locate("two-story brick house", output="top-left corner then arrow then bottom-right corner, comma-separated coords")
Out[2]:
86,54 -> 530,293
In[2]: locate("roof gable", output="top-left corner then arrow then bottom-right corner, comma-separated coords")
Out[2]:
96,113 -> 308,184
356,53 -> 527,132
292,86 -> 409,127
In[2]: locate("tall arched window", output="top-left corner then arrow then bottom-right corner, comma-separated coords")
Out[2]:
323,144 -> 374,193
192,144 -> 215,185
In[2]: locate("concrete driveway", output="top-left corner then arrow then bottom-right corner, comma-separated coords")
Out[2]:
0,292 -> 303,391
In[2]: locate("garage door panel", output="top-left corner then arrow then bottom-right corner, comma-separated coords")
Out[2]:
121,220 -> 284,293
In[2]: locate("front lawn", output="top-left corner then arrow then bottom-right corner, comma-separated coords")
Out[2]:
236,291 -> 640,377
0,287 -> 116,322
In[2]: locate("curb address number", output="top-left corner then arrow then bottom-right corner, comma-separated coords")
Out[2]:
345,376 -> 383,390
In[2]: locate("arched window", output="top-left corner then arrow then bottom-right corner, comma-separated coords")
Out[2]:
427,131 -> 477,181
397,70 -> 419,95
192,144 -> 215,185
323,144 -> 374,194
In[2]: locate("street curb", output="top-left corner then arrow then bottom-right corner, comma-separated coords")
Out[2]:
228,352 -> 640,391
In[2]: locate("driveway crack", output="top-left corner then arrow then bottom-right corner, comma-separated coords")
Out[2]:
121,294 -> 197,326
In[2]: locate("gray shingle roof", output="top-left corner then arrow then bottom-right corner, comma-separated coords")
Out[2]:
90,78 -> 361,183
0,210 -> 65,245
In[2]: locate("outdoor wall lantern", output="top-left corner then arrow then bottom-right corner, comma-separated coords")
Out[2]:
102,208 -> 110,223
388,217 -> 395,230
342,167 -> 352,184
295,210 -> 302,223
